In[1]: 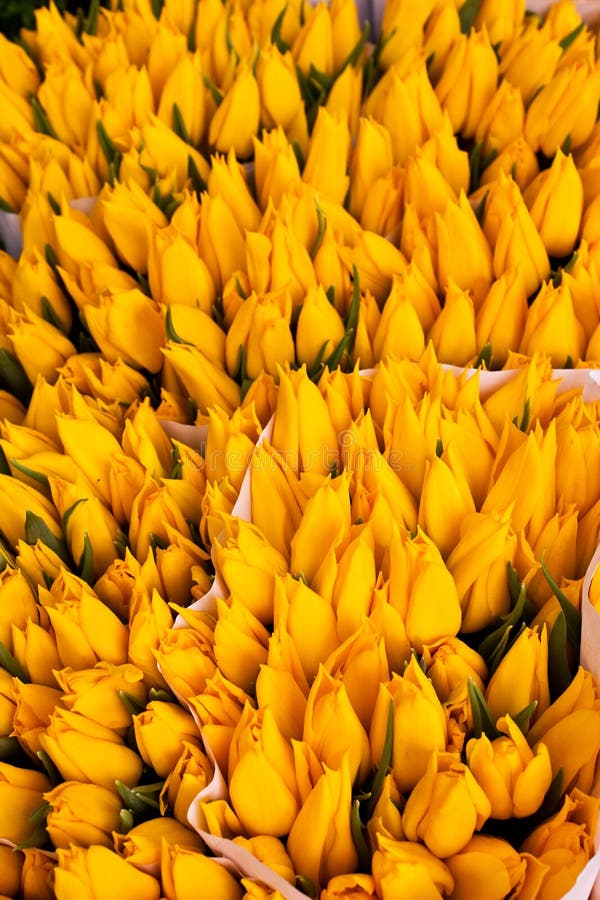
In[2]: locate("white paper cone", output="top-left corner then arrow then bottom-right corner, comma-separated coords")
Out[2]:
0,210 -> 22,259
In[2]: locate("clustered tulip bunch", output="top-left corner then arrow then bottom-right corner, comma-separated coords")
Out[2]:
1,0 -> 600,897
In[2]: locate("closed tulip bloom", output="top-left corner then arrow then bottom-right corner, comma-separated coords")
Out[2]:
523,150 -> 583,258
149,233 -> 215,321
287,755 -> 358,891
423,2 -> 461,84
11,679 -> 61,757
292,2 -> 334,75
475,0 -> 525,45
423,637 -> 487,703
290,476 -> 350,600
418,454 -> 476,559
525,60 -> 600,157
403,752 -> 491,858
349,118 -> 394,220
253,128 -> 301,210
99,179 -> 168,276
481,135 -> 540,192
0,33 -> 40,96
188,669 -> 252,776
226,290 -> 295,380
9,307 -> 77,386
0,473 -> 62,548
255,661 -> 307,741
475,267 -> 528,367
370,658 -> 447,794
115,816 -> 203,876
162,343 -> 241,414
54,662 -> 146,733
499,21 -> 561,104
372,834 -> 454,900
296,284 -> 346,367
0,81 -> 35,144
0,566 -> 39,650
40,708 -> 142,789
271,366 -> 339,475
342,230 -> 407,304
37,61 -> 94,152
160,741 -> 213,824
45,781 -> 123,849
161,844 -> 243,900
137,116 -> 210,196
331,528 -> 376,641
447,510 -> 516,632
467,715 -> 552,819
519,280 -> 585,367
474,79 -> 525,157
520,790 -> 600,899
529,708 -> 600,797
228,703 -> 300,836
55,845 -> 160,900
485,626 -> 550,723
273,575 -> 339,684
435,27 -> 498,139
304,666 -> 370,784
198,192 -> 246,291
204,403 -> 260,490
302,108 -> 350,206
209,63 -> 260,160
428,280 -> 478,366
214,518 -> 288,626
248,444 -> 303,561
256,45 -> 305,134
133,701 -> 200,779
157,51 -> 206,146
445,835 -> 527,900
0,763 -> 51,846
378,0 -> 437,68
213,596 -> 270,694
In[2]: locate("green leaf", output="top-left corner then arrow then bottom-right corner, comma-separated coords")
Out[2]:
203,73 -> 223,106
96,121 -> 120,167
561,133 -> 572,156
41,295 -> 65,332
172,103 -> 190,143
151,0 -> 163,18
367,699 -> 394,818
506,561 -> 523,604
14,822 -> 48,850
233,345 -> 248,384
309,198 -> 327,259
37,749 -> 61,786
458,0 -> 483,34
469,141 -> 484,194
548,611 -> 573,699
0,196 -> 15,213
559,21 -> 584,52
85,0 -> 100,35
24,511 -> 69,564
340,22 -> 370,71
119,808 -> 135,832
270,3 -> 288,52
324,328 -> 353,372
30,97 -> 57,138
165,306 -> 193,345
540,555 -> 581,649
351,798 -> 371,872
295,875 -> 317,899
474,343 -> 492,370
307,341 -> 329,382
29,802 -> 51,828
61,497 -> 87,534
346,265 -> 361,338
0,640 -> 29,681
435,438 -> 443,458
538,768 -> 564,818
44,243 -> 59,270
78,533 -> 94,584
0,735 -> 21,760
187,154 -> 207,193
116,781 -> 160,817
9,458 -> 50,488
119,690 -> 146,715
479,578 -> 531,662
234,274 -> 248,299
468,678 -> 501,740
326,284 -> 336,306
0,348 -> 32,405
473,190 -> 489,225
148,687 -> 177,703
170,444 -> 182,480
512,700 -> 538,732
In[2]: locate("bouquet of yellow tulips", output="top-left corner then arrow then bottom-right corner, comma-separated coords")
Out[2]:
1,0 -> 600,898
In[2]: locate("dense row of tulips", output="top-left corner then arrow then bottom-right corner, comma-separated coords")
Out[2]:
1,0 -> 600,897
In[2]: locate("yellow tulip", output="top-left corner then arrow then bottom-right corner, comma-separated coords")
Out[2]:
423,637 -> 487,703
37,61 -> 94,152
209,63 -> 260,160
475,267 -> 528,367
214,517 -> 288,626
256,45 -> 305,136
157,51 -> 206,146
342,230 -> 407,305
55,661 -> 146,733
138,115 -> 210,195
370,657 -> 447,794
11,247 -> 72,333
45,781 -> 123,849
160,740 -> 213,825
55,845 -> 160,900
371,834 -> 454,900
287,756 -> 358,891
99,179 -> 168,275
475,0 -> 525,45
435,27 -> 498,139
475,79 -> 525,157
0,33 -> 40,97
0,566 -> 39,650
197,191 -> 246,291
445,834 -> 527,900
403,751 -> 491,858
418,454 -> 476,559
187,669 -> 251,776
115,816 -> 203,877
348,117 -> 393,221
161,844 -> 243,900
213,596 -> 270,694
0,844 -> 23,896
229,703 -> 300,836
378,0 -> 436,66
485,626 -> 550,723
11,679 -> 61,757
467,715 -> 552,819
520,789 -> 600,899
225,289 -> 295,380
524,150 -> 583,259
302,107 -> 350,206
296,284 -> 346,368
84,288 -> 165,373
204,403 -> 260,490
292,2 -> 334,75
40,707 -> 142,789
435,193 -> 493,306
0,762 -> 51,846
273,574 -> 339,684
525,60 -> 600,157
520,280 -> 585,367
11,617 -> 61,689
499,21 -> 561,104
9,307 -> 77,386
0,473 -> 62,548
162,343 -> 241,415
253,127 -> 302,210
304,665 -> 370,784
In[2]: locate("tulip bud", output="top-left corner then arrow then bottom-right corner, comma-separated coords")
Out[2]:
287,756 -> 358,891
115,815 -> 204,877
37,61 -> 94,152
157,52 -> 206,146
523,149 -> 583,258
292,2 -> 334,76
435,28 -> 499,139
161,844 -> 243,900
253,127 -> 301,210
485,626 -> 550,723
54,845 -> 160,900
372,835 -> 453,900
273,575 -> 339,684
445,834 -> 527,899
45,781 -> 123,849
370,658 -> 447,794
225,289 -> 295,381
519,280 -> 585,367
403,752 -> 491,858
54,661 -> 146,733
348,117 -> 394,220
0,763 -> 51,846
525,60 -> 600,157
302,108 -> 350,206
209,63 -> 260,159
480,135 -> 540,192
11,679 -> 61,757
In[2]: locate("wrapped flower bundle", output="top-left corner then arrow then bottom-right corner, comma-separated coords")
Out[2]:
1,0 -> 600,898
